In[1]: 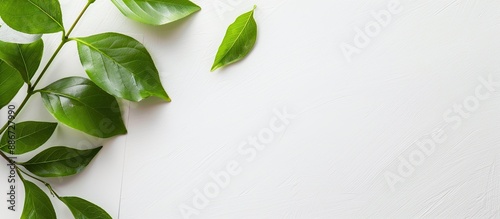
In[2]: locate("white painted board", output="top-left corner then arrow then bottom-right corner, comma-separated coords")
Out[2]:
1,0 -> 500,218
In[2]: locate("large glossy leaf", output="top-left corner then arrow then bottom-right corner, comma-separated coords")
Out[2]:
0,121 -> 57,154
211,6 -> 258,72
40,77 -> 127,138
60,196 -> 112,219
0,0 -> 64,34
75,33 -> 170,102
0,39 -> 44,83
110,0 -> 200,25
21,179 -> 57,219
20,146 -> 102,177
0,61 -> 23,110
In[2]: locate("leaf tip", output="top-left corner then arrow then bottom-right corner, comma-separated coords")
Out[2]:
113,125 -> 128,137
194,4 -> 202,11
94,146 -> 104,155
210,65 -> 220,72
150,92 -> 171,102
159,93 -> 172,102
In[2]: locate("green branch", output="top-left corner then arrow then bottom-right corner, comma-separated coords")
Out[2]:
0,0 -> 96,188
17,167 -> 60,198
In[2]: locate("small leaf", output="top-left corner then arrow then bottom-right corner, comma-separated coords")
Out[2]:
75,33 -> 170,102
0,121 -> 57,155
20,146 -> 102,177
0,39 -> 44,82
21,179 -> 57,219
40,77 -> 127,138
60,196 -> 112,219
111,0 -> 201,25
211,6 -> 258,72
0,0 -> 64,34
0,61 -> 23,110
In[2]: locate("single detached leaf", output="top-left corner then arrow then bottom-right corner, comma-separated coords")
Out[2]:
21,146 -> 102,177
0,61 -> 23,110
211,6 -> 258,72
0,0 -> 64,34
0,39 -> 44,82
40,77 -> 127,138
111,0 -> 201,25
75,33 -> 170,102
21,179 -> 57,219
60,196 -> 112,219
0,121 -> 57,155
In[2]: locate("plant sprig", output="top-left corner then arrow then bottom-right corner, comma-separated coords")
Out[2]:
0,0 -> 259,217
0,0 -> 201,217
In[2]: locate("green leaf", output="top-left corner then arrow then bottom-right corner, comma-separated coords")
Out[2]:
75,33 -> 170,102
0,121 -> 57,155
20,146 -> 102,177
0,0 -> 64,34
211,6 -> 258,72
0,39 -> 44,82
0,61 -> 23,109
21,179 -> 57,219
60,196 -> 112,219
110,0 -> 201,25
40,77 -> 127,138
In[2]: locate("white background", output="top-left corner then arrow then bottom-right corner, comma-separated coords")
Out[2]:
1,0 -> 500,218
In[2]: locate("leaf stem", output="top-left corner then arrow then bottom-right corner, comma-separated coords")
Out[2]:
0,91 -> 32,142
0,122 -> 7,138
32,0 -> 94,89
17,166 -> 60,198
0,151 -> 14,165
31,40 -> 66,89
0,90 -> 33,164
66,0 -> 94,38
0,0 -> 96,180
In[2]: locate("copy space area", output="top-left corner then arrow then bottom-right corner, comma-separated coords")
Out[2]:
1,0 -> 499,218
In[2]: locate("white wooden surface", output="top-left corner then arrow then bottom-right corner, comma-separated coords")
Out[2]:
1,0 -> 500,218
